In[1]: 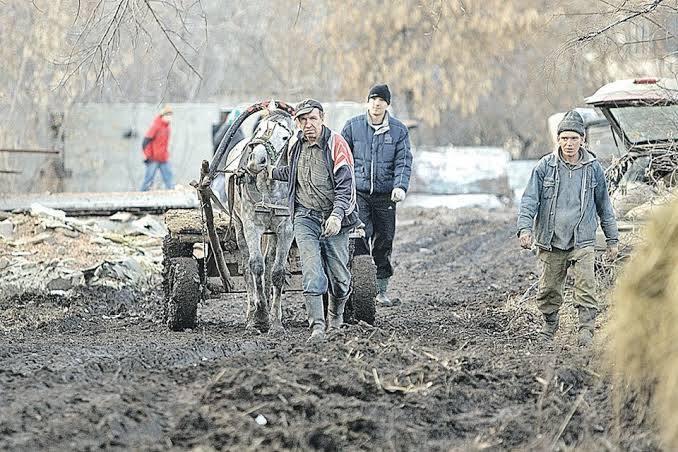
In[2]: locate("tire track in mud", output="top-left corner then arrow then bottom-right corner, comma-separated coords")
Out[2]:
2,337 -> 268,382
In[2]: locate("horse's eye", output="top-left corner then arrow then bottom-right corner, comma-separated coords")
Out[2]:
282,134 -> 290,141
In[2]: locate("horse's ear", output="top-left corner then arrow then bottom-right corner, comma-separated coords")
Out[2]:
266,99 -> 277,113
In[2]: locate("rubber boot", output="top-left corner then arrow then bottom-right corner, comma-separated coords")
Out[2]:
577,306 -> 597,347
540,311 -> 559,340
305,294 -> 326,344
327,294 -> 348,331
376,277 -> 401,307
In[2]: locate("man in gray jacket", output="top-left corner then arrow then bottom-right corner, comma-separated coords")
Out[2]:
272,99 -> 359,344
517,110 -> 618,346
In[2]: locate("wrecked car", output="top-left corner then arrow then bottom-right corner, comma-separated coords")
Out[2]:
585,77 -> 678,193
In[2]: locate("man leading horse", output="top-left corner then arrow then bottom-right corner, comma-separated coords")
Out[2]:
271,99 -> 360,344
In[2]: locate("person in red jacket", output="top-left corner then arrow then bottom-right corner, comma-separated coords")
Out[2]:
140,105 -> 175,191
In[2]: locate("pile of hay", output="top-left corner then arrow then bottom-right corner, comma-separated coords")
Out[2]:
610,198 -> 678,447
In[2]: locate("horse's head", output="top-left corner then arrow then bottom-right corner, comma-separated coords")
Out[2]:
245,111 -> 294,175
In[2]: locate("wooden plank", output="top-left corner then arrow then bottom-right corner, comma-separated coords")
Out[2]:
197,161 -> 234,292
206,274 -> 304,294
0,190 -> 199,215
164,208 -> 232,235
0,148 -> 60,154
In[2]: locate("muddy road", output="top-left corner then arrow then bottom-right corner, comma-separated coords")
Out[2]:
0,207 -> 658,451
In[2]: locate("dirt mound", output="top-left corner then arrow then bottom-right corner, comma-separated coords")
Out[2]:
610,198 -> 678,448
171,326 -> 476,450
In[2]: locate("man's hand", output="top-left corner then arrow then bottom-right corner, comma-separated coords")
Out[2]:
143,159 -> 150,164
323,215 -> 342,237
605,244 -> 619,262
519,230 -> 533,250
391,187 -> 406,203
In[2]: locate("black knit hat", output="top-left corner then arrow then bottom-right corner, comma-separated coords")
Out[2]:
557,110 -> 585,137
368,84 -> 391,104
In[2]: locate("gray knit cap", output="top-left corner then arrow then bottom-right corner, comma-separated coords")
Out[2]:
557,110 -> 585,136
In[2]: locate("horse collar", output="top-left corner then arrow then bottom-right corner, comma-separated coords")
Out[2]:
248,138 -> 278,162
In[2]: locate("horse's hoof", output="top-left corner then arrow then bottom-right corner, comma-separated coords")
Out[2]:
268,323 -> 286,337
246,318 -> 269,333
245,321 -> 262,333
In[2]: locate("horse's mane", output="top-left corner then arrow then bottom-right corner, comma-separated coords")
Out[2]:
266,110 -> 292,124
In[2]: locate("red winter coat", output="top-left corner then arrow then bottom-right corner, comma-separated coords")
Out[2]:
142,116 -> 171,163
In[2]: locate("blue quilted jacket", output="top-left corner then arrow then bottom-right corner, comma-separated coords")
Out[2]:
341,114 -> 412,194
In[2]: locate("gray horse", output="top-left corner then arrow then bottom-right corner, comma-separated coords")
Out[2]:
214,110 -> 295,333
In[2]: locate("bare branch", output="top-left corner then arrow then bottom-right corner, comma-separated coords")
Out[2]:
637,14 -> 676,40
245,37 -> 288,87
73,0 -> 81,26
553,10 -> 632,17
58,0 -> 107,88
597,0 -> 632,14
199,0 -> 208,46
31,0 -> 45,14
293,1 -> 302,28
162,27 -> 200,54
92,0 -> 130,88
160,52 -> 179,103
574,0 -> 665,44
621,34 -> 672,45
143,0 -> 203,80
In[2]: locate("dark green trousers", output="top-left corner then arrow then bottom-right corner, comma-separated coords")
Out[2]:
536,246 -> 597,315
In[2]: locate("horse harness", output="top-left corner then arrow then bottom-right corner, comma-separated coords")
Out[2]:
228,119 -> 292,219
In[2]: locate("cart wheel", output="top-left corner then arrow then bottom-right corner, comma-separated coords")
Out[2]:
165,257 -> 199,331
347,255 -> 377,325
162,235 -> 195,322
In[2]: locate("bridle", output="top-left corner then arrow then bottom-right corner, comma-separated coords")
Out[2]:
243,116 -> 293,175
230,115 -> 293,215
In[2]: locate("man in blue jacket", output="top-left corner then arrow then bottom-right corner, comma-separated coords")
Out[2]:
272,99 -> 359,344
517,110 -> 618,346
342,84 -> 413,307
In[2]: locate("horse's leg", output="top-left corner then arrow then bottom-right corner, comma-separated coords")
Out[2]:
269,220 -> 294,335
264,234 -> 275,305
234,219 -> 253,324
264,234 -> 282,334
242,223 -> 269,332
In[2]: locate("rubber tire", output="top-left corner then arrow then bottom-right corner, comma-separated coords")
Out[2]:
165,257 -> 200,331
162,235 -> 195,322
348,255 -> 377,325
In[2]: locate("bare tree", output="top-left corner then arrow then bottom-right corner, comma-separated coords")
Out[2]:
315,0 -> 544,126
1,0 -> 675,189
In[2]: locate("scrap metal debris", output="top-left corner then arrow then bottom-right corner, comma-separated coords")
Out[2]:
0,205 -> 166,297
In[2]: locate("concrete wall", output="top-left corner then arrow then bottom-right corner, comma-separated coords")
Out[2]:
62,103 -> 219,192
2,100 -> 368,194
0,152 -> 63,194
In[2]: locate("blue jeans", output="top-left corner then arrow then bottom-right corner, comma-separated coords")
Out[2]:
293,207 -> 351,299
140,161 -> 174,191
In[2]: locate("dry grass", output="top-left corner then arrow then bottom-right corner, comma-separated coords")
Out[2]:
610,198 -> 678,448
